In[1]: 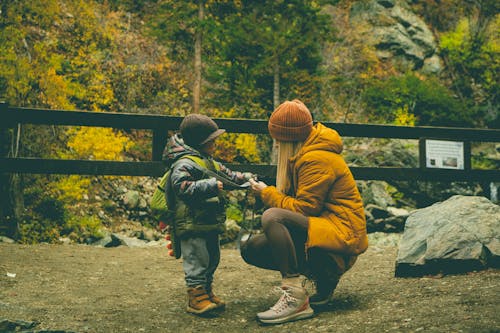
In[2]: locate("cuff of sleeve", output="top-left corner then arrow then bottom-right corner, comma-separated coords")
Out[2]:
260,186 -> 276,204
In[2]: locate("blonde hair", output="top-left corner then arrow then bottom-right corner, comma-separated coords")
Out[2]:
276,141 -> 304,194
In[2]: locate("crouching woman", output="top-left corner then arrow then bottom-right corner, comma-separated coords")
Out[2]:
241,99 -> 368,324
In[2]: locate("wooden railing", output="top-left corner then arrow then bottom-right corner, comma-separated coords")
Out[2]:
1,102 -> 499,183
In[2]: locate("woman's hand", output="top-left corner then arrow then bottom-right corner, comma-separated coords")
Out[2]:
249,178 -> 267,194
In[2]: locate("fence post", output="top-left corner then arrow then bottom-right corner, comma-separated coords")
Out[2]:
418,138 -> 425,170
0,102 -> 19,238
152,129 -> 168,162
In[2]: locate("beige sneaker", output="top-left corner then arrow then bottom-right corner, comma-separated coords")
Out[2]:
257,285 -> 314,324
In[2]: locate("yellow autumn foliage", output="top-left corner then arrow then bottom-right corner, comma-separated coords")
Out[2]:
49,175 -> 91,203
209,108 -> 262,163
65,127 -> 133,161
394,106 -> 416,126
39,67 -> 75,110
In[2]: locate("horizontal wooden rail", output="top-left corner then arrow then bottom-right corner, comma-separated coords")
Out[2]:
1,158 -> 498,182
2,106 -> 499,141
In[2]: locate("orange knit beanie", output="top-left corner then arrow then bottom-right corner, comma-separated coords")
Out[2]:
268,99 -> 313,142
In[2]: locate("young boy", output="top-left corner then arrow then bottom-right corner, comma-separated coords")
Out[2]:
162,113 -> 253,315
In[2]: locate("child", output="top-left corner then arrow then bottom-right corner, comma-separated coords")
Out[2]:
162,113 -> 253,315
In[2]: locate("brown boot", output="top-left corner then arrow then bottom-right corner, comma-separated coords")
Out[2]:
207,285 -> 226,309
187,285 -> 217,314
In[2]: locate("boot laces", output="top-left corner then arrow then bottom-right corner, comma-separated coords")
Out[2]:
270,287 -> 297,312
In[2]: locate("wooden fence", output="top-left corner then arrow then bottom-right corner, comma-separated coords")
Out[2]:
1,102 -> 499,183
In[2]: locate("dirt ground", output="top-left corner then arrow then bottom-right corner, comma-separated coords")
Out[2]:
0,238 -> 499,333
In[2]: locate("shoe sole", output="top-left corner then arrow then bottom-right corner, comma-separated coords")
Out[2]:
258,307 -> 314,325
310,294 -> 334,307
309,297 -> 333,306
186,303 -> 218,315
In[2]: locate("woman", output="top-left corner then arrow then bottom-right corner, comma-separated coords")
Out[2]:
241,99 -> 368,324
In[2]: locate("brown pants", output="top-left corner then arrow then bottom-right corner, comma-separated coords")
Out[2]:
240,207 -> 355,279
240,207 -> 308,278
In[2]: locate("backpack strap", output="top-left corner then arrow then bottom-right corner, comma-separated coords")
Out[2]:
163,155 -> 208,211
166,155 -> 249,205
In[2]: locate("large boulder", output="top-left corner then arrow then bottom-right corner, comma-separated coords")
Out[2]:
350,0 -> 441,73
395,195 -> 499,277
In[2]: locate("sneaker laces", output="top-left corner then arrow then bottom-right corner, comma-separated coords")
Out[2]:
269,287 -> 298,313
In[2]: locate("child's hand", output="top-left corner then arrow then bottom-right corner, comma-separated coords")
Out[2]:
249,178 -> 267,193
242,172 -> 257,181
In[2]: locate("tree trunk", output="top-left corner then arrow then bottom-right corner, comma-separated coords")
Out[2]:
271,59 -> 280,164
193,1 -> 204,114
273,59 -> 280,110
0,126 -> 22,239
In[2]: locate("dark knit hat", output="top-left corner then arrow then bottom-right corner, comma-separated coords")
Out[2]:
268,99 -> 313,142
180,114 -> 225,147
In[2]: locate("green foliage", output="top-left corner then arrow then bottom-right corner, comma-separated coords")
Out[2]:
344,138 -> 419,168
63,215 -> 104,243
440,15 -> 499,128
206,0 -> 334,113
226,204 -> 243,223
19,184 -> 105,243
471,153 -> 500,170
362,73 -> 472,126
19,190 -> 67,243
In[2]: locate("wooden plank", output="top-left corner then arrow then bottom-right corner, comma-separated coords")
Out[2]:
350,167 -> 500,182
0,107 -> 180,130
1,105 -> 499,141
0,158 -> 164,176
329,123 -> 500,142
1,158 -> 498,182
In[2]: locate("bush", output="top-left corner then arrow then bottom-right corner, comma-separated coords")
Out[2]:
363,74 -> 473,126
63,215 -> 104,244
18,195 -> 67,244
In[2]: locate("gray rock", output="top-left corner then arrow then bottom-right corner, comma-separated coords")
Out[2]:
112,233 -> 148,248
0,318 -> 78,332
361,181 -> 396,209
369,232 -> 402,247
366,204 -> 391,219
350,0 -> 440,72
0,236 -> 15,243
221,219 -> 241,245
422,54 -> 443,74
395,195 -> 500,277
123,190 -> 140,209
0,319 -> 37,331
92,233 -> 123,248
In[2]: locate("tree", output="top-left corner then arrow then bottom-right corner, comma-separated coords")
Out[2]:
208,0 -> 333,113
147,0 -> 210,114
439,0 -> 499,128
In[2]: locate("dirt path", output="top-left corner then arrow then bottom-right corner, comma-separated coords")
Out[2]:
0,241 -> 499,333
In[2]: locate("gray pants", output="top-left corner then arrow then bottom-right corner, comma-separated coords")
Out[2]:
181,233 -> 220,288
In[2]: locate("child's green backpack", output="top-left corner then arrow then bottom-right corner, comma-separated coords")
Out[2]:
150,155 -> 206,224
150,169 -> 175,223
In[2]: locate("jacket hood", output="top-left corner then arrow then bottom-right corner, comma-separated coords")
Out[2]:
162,134 -> 203,167
298,122 -> 343,157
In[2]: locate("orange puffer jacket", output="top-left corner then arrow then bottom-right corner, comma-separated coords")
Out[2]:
261,123 -> 368,256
